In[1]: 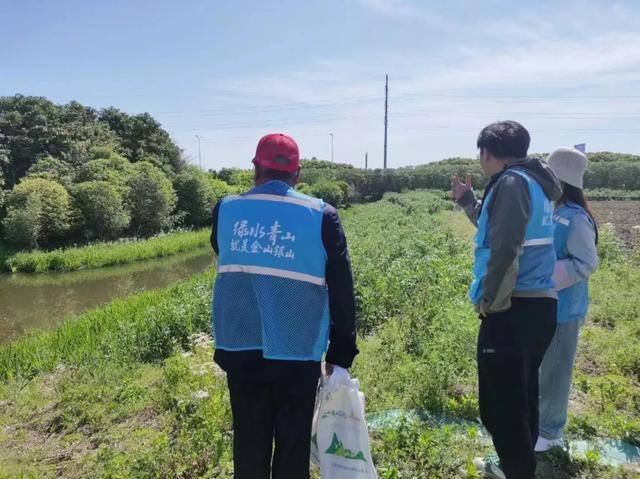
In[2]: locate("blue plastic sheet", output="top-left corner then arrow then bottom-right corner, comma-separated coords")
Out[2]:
366,409 -> 640,469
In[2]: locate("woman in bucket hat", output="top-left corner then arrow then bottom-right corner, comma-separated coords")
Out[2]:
536,147 -> 599,453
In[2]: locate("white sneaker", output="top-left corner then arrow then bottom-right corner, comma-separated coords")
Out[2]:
473,455 -> 506,479
535,436 -> 564,452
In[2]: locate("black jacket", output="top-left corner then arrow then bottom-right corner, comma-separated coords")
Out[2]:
210,198 -> 359,382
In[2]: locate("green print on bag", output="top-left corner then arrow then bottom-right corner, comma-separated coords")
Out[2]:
325,433 -> 366,462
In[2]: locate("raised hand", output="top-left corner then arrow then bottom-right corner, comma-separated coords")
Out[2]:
452,174 -> 472,203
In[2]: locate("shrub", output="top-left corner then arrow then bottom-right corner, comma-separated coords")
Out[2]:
208,177 -> 235,201
126,162 -> 177,237
310,180 -> 345,206
2,177 -> 73,248
214,168 -> 253,190
334,180 -> 357,205
174,169 -> 233,227
2,198 -> 40,249
72,181 -> 130,240
296,183 -> 313,196
75,154 -> 134,193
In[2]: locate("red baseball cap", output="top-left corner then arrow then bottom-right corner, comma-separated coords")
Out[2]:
253,133 -> 300,173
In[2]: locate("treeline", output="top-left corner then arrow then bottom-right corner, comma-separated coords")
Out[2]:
381,154 -> 640,193
212,151 -> 640,207
2,95 -> 639,252
0,95 -> 234,250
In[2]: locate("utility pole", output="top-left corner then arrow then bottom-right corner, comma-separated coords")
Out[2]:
330,132 -> 334,163
195,134 -> 202,169
383,74 -> 388,169
365,151 -> 368,170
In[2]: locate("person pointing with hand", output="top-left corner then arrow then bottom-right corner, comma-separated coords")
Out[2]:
453,122 -> 562,479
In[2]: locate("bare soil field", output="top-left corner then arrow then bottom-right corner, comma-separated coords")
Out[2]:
590,200 -> 640,248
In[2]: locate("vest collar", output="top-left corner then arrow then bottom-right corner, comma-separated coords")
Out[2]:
248,180 -> 293,196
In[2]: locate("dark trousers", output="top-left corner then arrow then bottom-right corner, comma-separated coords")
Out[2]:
477,297 -> 557,479
227,373 -> 319,479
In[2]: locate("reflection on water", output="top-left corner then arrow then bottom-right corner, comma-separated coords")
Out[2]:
0,247 -> 215,342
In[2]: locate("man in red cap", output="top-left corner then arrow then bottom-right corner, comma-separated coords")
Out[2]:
210,133 -> 359,479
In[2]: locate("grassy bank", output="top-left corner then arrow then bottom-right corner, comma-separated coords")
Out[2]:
0,191 -> 638,478
3,228 -> 210,273
0,271 -> 214,381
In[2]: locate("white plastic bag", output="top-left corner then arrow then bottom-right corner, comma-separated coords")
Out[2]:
311,365 -> 377,479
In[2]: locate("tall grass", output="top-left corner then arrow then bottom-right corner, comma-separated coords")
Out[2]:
4,228 -> 210,273
0,271 -> 214,381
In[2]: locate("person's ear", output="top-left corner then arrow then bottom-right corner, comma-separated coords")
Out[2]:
484,151 -> 496,165
291,168 -> 301,186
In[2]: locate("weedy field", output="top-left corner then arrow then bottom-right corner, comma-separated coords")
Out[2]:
0,191 -> 638,478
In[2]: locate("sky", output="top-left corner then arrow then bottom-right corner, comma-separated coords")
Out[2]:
1,0 -> 640,170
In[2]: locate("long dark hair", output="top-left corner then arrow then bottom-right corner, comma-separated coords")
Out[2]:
558,184 -> 598,244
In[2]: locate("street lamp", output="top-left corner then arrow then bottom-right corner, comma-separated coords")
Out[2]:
195,134 -> 202,169
330,133 -> 334,163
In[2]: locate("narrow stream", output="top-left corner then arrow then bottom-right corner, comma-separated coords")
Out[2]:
0,247 -> 215,343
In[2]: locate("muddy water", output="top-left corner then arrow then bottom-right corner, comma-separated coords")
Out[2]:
0,248 -> 215,342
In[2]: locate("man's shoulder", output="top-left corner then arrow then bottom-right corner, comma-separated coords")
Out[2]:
286,188 -> 325,207
322,202 -> 338,216
491,170 -> 529,198
500,168 -> 530,185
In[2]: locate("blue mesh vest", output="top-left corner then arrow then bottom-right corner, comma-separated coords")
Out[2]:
212,181 -> 330,361
554,203 -> 593,323
469,169 -> 556,305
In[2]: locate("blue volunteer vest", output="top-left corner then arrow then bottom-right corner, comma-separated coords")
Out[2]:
554,202 -> 593,323
469,169 -> 556,305
212,180 -> 330,361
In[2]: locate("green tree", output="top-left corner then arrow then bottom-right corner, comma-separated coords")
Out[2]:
99,108 -> 185,173
214,168 -> 253,190
3,178 -> 73,248
0,167 -> 6,219
174,168 -> 233,227
0,95 -> 119,187
25,156 -> 75,187
126,162 -> 177,237
72,182 -> 130,240
2,198 -> 41,249
75,152 -> 135,193
87,145 -> 120,161
587,152 -> 640,163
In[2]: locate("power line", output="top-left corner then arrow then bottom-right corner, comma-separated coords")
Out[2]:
154,94 -> 380,117
164,110 -> 377,132
192,125 -> 380,146
394,94 -> 640,104
398,93 -> 640,99
394,110 -> 640,119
